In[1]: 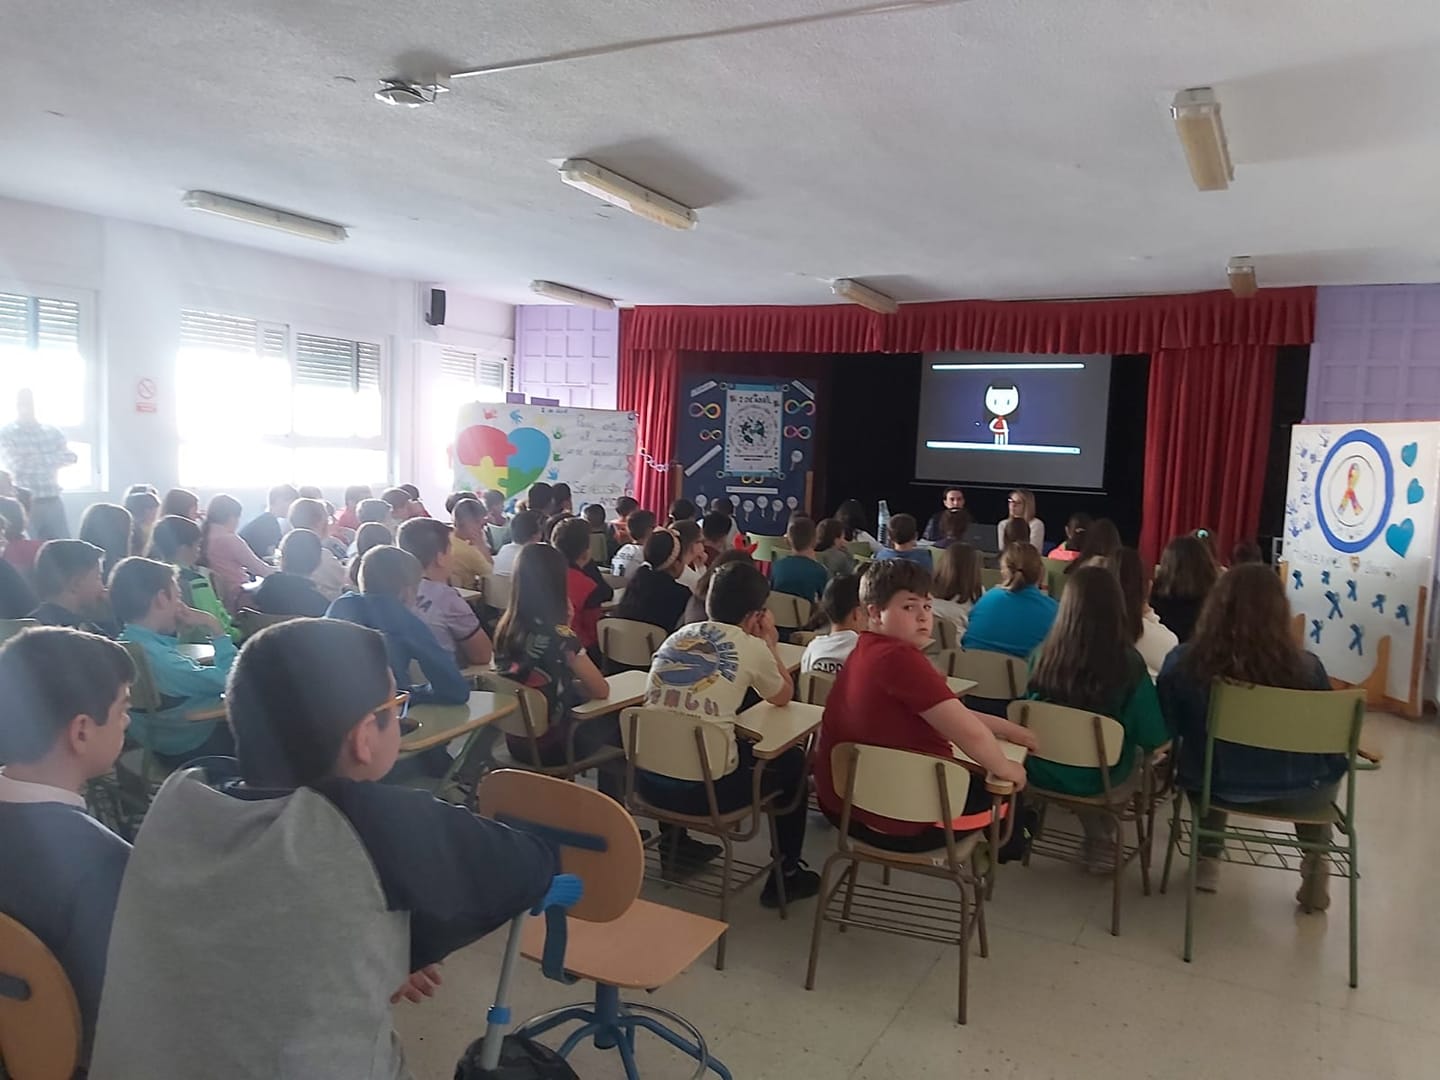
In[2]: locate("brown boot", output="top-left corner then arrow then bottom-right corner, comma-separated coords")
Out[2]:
1295,853 -> 1331,913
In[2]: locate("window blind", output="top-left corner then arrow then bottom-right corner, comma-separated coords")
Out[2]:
0,292 -> 82,350
295,333 -> 382,390
180,309 -> 262,352
440,346 -> 476,382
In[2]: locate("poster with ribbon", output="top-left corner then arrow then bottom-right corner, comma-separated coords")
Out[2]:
1281,421 -> 1440,715
677,375 -> 815,535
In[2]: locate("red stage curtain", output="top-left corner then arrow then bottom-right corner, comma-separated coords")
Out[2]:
1138,345 -> 1278,565
617,340 -> 679,514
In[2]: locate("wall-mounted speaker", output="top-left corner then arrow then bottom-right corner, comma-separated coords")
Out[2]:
425,287 -> 447,326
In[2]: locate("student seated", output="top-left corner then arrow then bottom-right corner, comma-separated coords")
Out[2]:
962,542 -> 1059,659
683,549 -> 754,626
610,495 -> 639,548
1047,512 -> 1091,562
347,521 -> 392,589
399,483 -> 431,518
252,529 -> 332,618
0,494 -> 42,576
286,498 -> 348,600
149,515 -> 239,641
1111,548 -> 1178,677
78,501 -> 133,581
800,573 -> 866,674
835,499 -> 879,551
89,618 -> 556,1079
1062,516 -> 1121,575
488,510 -> 536,577
327,546 -> 470,705
639,562 -> 817,906
123,488 -> 161,562
1150,534 -> 1220,643
200,494 -> 275,612
482,488 -> 511,551
552,517 -> 613,658
112,556 -> 237,763
1230,539 -> 1264,565
813,518 -> 855,578
674,520 -> 705,590
159,487 -> 201,521
932,507 -> 972,550
448,496 -> 494,588
523,481 -> 554,520
1025,565 -> 1168,869
611,508 -> 657,579
874,512 -> 930,567
1001,517 -> 1030,547
30,539 -> 114,635
398,518 -> 493,668
582,502 -> 617,562
932,542 -> 982,636
334,483 -> 372,532
613,528 -> 694,633
381,486 -> 419,524
770,516 -> 830,603
710,497 -> 747,549
1158,563 -> 1344,906
0,627 -> 134,1065
814,559 -> 1032,853
668,497 -> 697,526
922,486 -> 966,543
239,483 -> 299,560
700,511 -> 732,566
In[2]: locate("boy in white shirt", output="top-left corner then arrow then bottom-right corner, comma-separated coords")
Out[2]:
612,508 -> 657,579
492,510 -> 541,576
800,574 -> 867,675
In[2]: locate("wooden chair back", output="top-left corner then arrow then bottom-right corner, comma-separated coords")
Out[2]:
1041,558 -> 1070,600
482,573 -> 513,612
979,568 -> 1004,591
765,592 -> 813,630
830,742 -> 974,824
750,535 -> 790,564
476,672 -> 552,740
798,670 -> 836,706
621,708 -> 732,783
588,532 -> 611,566
950,648 -> 1027,699
599,619 -> 667,669
234,608 -> 296,640
0,913 -> 81,1080
1208,680 -> 1364,755
1008,701 -> 1125,768
477,769 -> 643,924
0,618 -> 37,645
932,617 -> 959,651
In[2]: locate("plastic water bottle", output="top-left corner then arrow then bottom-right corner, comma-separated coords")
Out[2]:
877,499 -> 891,546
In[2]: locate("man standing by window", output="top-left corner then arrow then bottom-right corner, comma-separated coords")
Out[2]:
0,390 -> 77,540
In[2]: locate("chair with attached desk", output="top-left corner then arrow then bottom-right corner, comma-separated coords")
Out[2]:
0,913 -> 82,1080
598,618 -> 667,674
805,743 -> 1015,1024
797,669 -> 836,707
934,648 -> 1028,717
749,535 -> 789,565
478,672 -> 625,787
476,770 -> 732,1079
481,573 -> 513,615
764,592 -> 812,636
233,607 -> 298,641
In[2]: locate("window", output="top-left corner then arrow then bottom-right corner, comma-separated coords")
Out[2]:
177,310 -> 387,489
439,346 -> 510,401
0,290 -> 97,490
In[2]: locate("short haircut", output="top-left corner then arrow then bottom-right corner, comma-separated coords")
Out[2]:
1002,518 -> 1030,546
627,509 -> 657,541
357,545 -> 422,598
108,557 -> 178,624
397,517 -> 451,569
278,528 -> 323,577
1231,540 -> 1264,565
399,484 -> 422,501
786,515 -> 817,550
149,515 -> 202,561
701,511 -> 731,543
357,498 -> 391,525
445,491 -> 478,514
1000,542 -> 1043,590
380,487 -> 412,513
453,498 -> 486,527
227,619 -> 393,788
269,484 -> 300,510
713,497 -> 734,516
818,573 -> 862,627
815,518 -> 843,552
160,488 -> 200,518
860,558 -> 933,610
483,489 -> 506,510
509,509 -> 542,545
550,482 -> 572,507
706,561 -> 771,624
526,482 -> 554,514
615,496 -> 638,517
354,521 -> 392,558
669,498 -> 697,523
551,516 -> 591,563
582,503 -> 607,525
343,484 -> 372,508
286,498 -> 329,533
33,540 -> 103,600
0,627 -> 135,763
0,496 -> 27,539
945,486 -> 965,498
674,520 -> 701,551
888,513 -> 918,546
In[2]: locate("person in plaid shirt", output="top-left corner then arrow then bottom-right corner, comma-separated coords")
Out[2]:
0,390 -> 76,540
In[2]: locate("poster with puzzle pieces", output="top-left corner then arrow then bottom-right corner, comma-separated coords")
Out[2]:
1282,421 -> 1440,716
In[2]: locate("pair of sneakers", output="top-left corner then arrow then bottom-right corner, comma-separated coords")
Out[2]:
1192,853 -> 1331,912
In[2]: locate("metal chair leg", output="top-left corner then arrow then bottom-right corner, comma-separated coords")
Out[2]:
1159,797 -> 1182,895
805,855 -> 847,991
1183,817 -> 1200,963
714,840 -> 734,970
1348,835 -> 1359,989
838,863 -> 859,932
956,884 -> 971,1025
1110,816 -> 1123,936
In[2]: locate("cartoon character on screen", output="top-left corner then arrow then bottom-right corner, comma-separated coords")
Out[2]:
984,381 -> 1019,446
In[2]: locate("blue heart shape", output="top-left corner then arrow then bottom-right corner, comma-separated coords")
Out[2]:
1386,518 -> 1415,557
1402,442 -> 1418,467
1408,479 -> 1424,504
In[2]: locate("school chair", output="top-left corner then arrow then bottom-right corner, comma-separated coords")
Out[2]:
749,535 -> 789,564
478,672 -> 625,784
0,618 -> 37,645
0,914 -> 82,1080
764,592 -> 812,633
481,572 -> 512,614
978,568 -> 1004,591
1008,701 -> 1167,936
788,629 -> 817,647
937,649 -> 1028,717
587,531 -> 610,566
932,616 -> 960,651
798,670 -> 836,706
598,618 -> 666,673
621,707 -> 799,970
1041,558 -> 1069,599
805,743 -> 1014,1024
233,607 -> 297,640
1158,681 -> 1368,987
476,770 -> 732,1079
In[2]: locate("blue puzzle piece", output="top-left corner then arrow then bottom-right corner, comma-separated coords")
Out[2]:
1396,604 -> 1411,627
1372,594 -> 1386,614
1348,623 -> 1364,656
1309,619 -> 1323,644
1324,590 -> 1343,620
1321,570 -> 1331,585
1346,579 -> 1357,602
1291,570 -> 1304,590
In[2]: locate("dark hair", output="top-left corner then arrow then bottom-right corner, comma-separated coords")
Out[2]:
483,489 -> 507,510
985,380 -> 1021,424
941,508 -> 972,542
1180,562 -> 1310,688
835,499 -> 868,541
934,543 -> 982,603
0,496 -> 26,541
34,540 -> 103,601
123,489 -> 160,521
380,487 -> 412,513
343,484 -> 372,509
357,545 -> 421,598
349,522 -> 392,587
551,516 -> 591,564
79,502 -> 134,578
816,574 -> 862,629
1065,517 -> 1122,575
357,498 -> 391,525
160,488 -> 199,519
626,509 -> 657,542
496,542 -> 570,655
706,561 -> 770,624
674,519 -> 701,553
278,528 -> 323,577
668,498 -> 697,524
453,498 -> 486,528
1000,542 -> 1043,590
692,549 -> 753,611
109,556 -> 177,624
124,483 -> 157,498
509,509 -> 543,545
0,627 -> 135,763
1063,512 -> 1092,552
1002,518 -> 1030,546
198,494 -> 241,569
1231,540 -> 1264,565
268,484 -> 300,511
149,515 -> 202,561
583,503 -> 607,525
643,529 -> 681,571
526,483 -> 554,516
859,558 -> 932,611
227,619 -> 393,788
713,497 -> 735,516
815,518 -> 843,552
399,484 -> 422,501
888,513 -> 918,546
397,517 -> 451,570
1111,547 -> 1147,644
702,511 -> 731,543
444,492 -> 475,515
615,496 -> 638,517
1153,535 -> 1220,601
786,515 -> 817,551
287,498 -> 329,534
1030,565 -> 1133,714
550,483 -> 572,510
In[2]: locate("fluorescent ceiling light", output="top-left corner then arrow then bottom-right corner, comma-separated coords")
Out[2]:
931,363 -> 1085,371
831,278 -> 898,315
1171,88 -> 1234,192
530,280 -> 617,310
558,160 -> 697,231
1227,256 -> 1257,298
181,191 -> 348,243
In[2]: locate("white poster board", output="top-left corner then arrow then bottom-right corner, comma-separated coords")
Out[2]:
450,402 -> 637,510
1282,421 -> 1440,716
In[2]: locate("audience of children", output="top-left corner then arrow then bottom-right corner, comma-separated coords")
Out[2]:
287,497 -> 348,601
962,542 -> 1059,658
159,487 -> 200,521
799,573 -> 866,674
770,515 -> 830,602
612,508 -> 657,579
922,487 -> 966,542
399,483 -> 431,517
397,517 -> 494,668
813,517 -> 856,578
1048,512 -> 1091,562
709,496 -> 747,548
149,515 -> 239,641
1150,534 -> 1220,643
874,512 -> 931,567
78,501 -> 133,580
611,528 -> 694,633
252,529 -> 333,618
199,493 -> 275,611
334,483 -> 373,532
123,487 -> 161,561
448,495 -> 495,587
932,542 -> 983,636
30,539 -> 113,635
683,548 -> 753,625
379,485 -> 419,524
998,488 -> 1046,550
523,482 -> 554,521
238,483 -> 299,560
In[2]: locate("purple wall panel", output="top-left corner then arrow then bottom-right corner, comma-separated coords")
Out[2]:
514,304 -> 619,409
1308,285 -> 1440,423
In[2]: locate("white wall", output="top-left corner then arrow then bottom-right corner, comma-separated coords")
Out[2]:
0,195 -> 514,522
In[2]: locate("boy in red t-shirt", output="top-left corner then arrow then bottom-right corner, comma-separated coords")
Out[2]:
815,559 -> 1032,851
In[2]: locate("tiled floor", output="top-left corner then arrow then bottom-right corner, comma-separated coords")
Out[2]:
396,712 -> 1440,1078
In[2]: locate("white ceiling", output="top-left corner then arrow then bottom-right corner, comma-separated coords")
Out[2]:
4,1 -> 1440,305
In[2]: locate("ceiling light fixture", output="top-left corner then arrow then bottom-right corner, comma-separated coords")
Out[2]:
558,160 -> 697,231
1171,87 -> 1234,192
530,280 -> 617,310
373,78 -> 449,107
831,278 -> 899,315
181,191 -> 348,243
1227,256 -> 1257,298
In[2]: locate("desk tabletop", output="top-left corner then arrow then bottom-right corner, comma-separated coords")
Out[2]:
570,669 -> 651,720
774,641 -> 806,672
177,643 -> 215,665
601,587 -> 627,611
947,676 -> 978,696
401,691 -> 516,753
954,739 -> 1029,769
736,700 -> 824,759
456,587 -> 483,604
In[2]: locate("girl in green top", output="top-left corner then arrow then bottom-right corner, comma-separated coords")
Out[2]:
1026,564 -> 1170,867
149,515 -> 241,643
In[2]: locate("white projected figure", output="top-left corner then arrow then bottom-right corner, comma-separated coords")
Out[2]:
984,381 -> 1019,446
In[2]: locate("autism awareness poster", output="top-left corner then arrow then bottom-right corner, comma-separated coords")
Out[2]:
1282,421 -> 1440,715
450,402 -> 637,511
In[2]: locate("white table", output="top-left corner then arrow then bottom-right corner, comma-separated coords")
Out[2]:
774,641 -> 806,673
735,700 -> 824,759
947,676 -> 978,696
954,739 -> 1029,770
401,691 -> 517,753
570,669 -> 651,720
